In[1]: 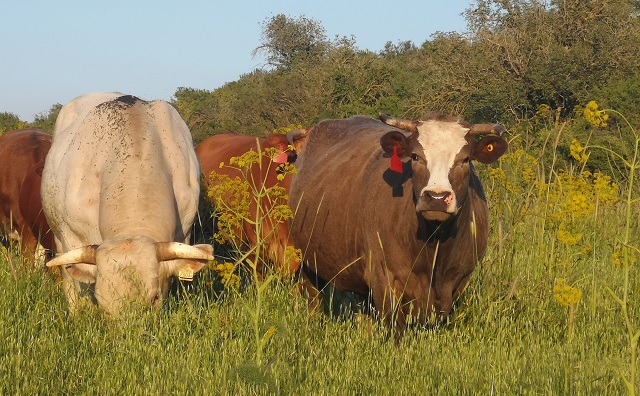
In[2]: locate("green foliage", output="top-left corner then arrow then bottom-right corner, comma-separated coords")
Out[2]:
0,112 -> 26,136
172,87 -> 218,145
29,103 -> 62,132
171,1 -> 640,180
253,14 -> 329,70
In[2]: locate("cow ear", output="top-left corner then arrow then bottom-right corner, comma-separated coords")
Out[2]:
265,133 -> 289,147
471,136 -> 508,164
65,264 -> 98,284
380,131 -> 411,158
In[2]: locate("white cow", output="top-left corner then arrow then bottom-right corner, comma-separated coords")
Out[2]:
42,93 -> 213,315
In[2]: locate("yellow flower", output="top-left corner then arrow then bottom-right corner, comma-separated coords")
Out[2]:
583,100 -> 609,127
564,191 -> 594,218
556,227 -> 583,246
611,250 -> 622,268
284,246 -> 302,267
553,278 -> 582,307
210,260 -> 240,288
569,139 -> 589,163
593,172 -> 618,205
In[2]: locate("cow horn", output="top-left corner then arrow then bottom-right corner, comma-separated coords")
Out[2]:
286,129 -> 307,144
379,114 -> 419,133
156,242 -> 214,262
469,123 -> 506,137
46,245 -> 98,267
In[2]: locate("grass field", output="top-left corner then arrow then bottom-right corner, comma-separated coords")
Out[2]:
2,114 -> 640,394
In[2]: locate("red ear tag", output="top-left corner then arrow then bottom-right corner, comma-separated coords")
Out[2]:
390,145 -> 403,173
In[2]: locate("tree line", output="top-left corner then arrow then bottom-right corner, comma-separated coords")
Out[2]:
3,0 -> 640,177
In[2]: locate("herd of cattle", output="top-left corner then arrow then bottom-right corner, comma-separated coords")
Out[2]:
0,92 -> 507,329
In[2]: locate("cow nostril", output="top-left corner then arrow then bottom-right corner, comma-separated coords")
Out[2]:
425,191 -> 451,201
422,191 -> 455,207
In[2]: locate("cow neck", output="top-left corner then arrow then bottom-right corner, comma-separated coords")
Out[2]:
418,212 -> 459,242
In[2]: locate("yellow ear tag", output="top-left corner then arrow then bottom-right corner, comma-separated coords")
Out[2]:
179,267 -> 195,281
485,143 -> 494,152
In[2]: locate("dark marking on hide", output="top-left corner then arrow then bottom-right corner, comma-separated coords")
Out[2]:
382,161 -> 412,197
115,95 -> 143,106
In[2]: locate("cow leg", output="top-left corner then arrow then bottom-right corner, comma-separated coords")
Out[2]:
297,270 -> 323,313
59,270 -> 98,314
60,269 -> 81,314
370,280 -> 408,336
18,227 -> 41,267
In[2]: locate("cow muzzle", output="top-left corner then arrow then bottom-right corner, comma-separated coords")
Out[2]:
416,190 -> 459,221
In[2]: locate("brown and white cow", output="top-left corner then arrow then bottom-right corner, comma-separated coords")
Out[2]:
288,114 -> 507,331
42,93 -> 213,315
196,130 -> 306,277
0,128 -> 54,263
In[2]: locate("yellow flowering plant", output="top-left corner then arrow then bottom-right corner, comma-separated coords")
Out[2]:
206,129 -> 302,367
581,101 -> 640,394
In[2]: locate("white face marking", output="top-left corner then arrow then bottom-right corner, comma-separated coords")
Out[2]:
416,120 -> 469,210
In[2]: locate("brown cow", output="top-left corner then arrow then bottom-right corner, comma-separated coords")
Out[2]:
288,114 -> 507,331
0,128 -> 54,263
196,130 -> 306,277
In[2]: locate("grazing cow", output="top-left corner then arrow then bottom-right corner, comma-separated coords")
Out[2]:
0,128 -> 54,263
42,93 -> 213,315
288,114 -> 507,331
196,130 -> 307,276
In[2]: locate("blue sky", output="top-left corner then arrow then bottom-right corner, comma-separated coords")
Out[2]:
2,1 -> 471,122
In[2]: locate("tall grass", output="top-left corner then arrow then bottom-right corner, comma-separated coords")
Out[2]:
1,109 -> 639,394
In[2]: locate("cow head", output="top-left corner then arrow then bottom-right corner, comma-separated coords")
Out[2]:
380,114 -> 507,222
265,129 -> 308,164
46,236 -> 213,316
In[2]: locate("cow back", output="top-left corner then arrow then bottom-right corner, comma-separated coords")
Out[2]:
290,117 -> 421,292
43,95 -> 200,250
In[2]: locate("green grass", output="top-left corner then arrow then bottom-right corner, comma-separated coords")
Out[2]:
1,198 -> 637,395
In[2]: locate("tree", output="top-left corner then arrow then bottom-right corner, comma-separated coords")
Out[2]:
30,104 -> 62,132
172,87 -> 219,144
464,0 -> 640,120
0,112 -> 25,136
253,14 -> 329,70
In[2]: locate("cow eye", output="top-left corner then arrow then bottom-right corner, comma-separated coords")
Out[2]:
410,153 -> 420,161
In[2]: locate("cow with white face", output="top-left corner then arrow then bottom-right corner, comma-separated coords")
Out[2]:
42,93 -> 213,316
288,113 -> 507,332
379,114 -> 507,222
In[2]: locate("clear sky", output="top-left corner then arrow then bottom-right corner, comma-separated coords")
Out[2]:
2,1 -> 471,122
